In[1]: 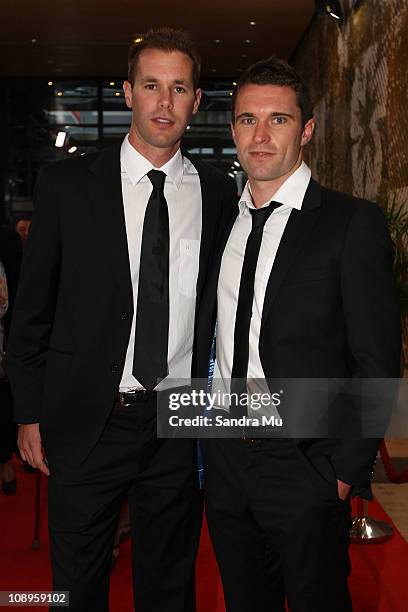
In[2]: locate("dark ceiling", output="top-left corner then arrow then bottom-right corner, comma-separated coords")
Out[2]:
0,0 -> 315,79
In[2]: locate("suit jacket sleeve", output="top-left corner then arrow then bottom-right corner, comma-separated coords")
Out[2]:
6,166 -> 61,424
330,201 -> 401,494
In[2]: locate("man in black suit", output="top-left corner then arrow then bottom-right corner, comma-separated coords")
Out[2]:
6,27 -> 235,612
194,58 -> 401,611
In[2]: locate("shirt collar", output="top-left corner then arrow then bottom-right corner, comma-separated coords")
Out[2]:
238,161 -> 312,215
120,134 -> 185,189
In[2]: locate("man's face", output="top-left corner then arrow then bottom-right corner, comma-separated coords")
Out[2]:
231,84 -> 314,185
123,49 -> 201,161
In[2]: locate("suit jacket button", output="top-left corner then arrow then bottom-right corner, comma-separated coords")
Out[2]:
111,363 -> 120,373
120,312 -> 129,320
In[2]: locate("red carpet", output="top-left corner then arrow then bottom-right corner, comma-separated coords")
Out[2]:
1,460 -> 408,611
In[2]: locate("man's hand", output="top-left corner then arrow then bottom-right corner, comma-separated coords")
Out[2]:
18,423 -> 50,476
337,479 -> 351,501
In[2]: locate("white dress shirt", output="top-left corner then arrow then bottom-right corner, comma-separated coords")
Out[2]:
119,135 -> 202,391
213,162 -> 311,397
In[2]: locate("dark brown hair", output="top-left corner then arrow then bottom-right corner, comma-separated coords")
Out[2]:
232,56 -> 313,126
128,27 -> 201,90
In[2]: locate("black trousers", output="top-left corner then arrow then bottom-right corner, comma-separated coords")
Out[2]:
47,396 -> 203,612
202,438 -> 352,612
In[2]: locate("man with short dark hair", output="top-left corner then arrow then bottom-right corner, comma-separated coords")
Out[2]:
7,27 -> 235,612
195,57 -> 401,611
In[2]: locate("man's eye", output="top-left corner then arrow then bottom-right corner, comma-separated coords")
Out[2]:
242,118 -> 256,125
273,116 -> 287,124
174,86 -> 186,93
145,84 -> 157,90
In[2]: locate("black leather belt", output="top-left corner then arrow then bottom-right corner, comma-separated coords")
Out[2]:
117,390 -> 156,407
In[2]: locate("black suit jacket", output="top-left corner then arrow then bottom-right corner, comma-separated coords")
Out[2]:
193,178 -> 401,497
6,143 -> 236,465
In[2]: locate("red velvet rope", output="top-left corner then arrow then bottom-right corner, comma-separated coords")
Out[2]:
379,440 -> 408,484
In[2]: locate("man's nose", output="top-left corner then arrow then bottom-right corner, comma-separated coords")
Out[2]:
253,122 -> 269,143
159,89 -> 174,109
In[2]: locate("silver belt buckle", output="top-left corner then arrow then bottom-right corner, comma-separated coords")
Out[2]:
119,390 -> 136,407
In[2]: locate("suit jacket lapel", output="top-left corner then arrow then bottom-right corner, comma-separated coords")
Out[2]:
87,142 -> 133,304
261,179 -> 323,331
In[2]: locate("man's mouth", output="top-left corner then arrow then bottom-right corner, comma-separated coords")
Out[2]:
249,151 -> 274,158
151,117 -> 174,125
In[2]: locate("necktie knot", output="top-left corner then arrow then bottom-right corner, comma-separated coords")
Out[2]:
147,169 -> 166,192
250,201 -> 281,230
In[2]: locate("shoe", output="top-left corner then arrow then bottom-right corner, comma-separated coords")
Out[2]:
2,477 -> 16,495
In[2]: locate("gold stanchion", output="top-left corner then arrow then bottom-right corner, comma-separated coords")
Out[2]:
350,497 -> 393,544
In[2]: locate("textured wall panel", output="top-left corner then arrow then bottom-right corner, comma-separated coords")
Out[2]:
293,0 -> 408,209
293,0 -> 408,370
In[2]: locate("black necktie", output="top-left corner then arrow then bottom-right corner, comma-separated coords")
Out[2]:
230,202 -> 281,416
133,170 -> 169,390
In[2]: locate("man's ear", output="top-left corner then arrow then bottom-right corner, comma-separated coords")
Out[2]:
192,88 -> 202,115
123,81 -> 133,110
301,117 -> 315,147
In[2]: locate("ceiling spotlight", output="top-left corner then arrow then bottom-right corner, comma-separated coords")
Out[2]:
55,131 -> 67,148
250,21 -> 256,26
315,0 -> 343,20
133,37 -> 143,44
109,81 -> 115,86
232,81 -> 237,86
214,39 -> 221,43
57,91 -> 63,96
234,161 -> 240,167
48,81 -> 53,86
31,38 -> 37,43
68,146 -> 77,154
114,92 -> 121,96
245,39 -> 251,44
228,172 -> 235,178
186,125 -> 191,130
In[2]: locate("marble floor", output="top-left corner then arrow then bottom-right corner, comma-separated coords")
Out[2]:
371,438 -> 408,542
